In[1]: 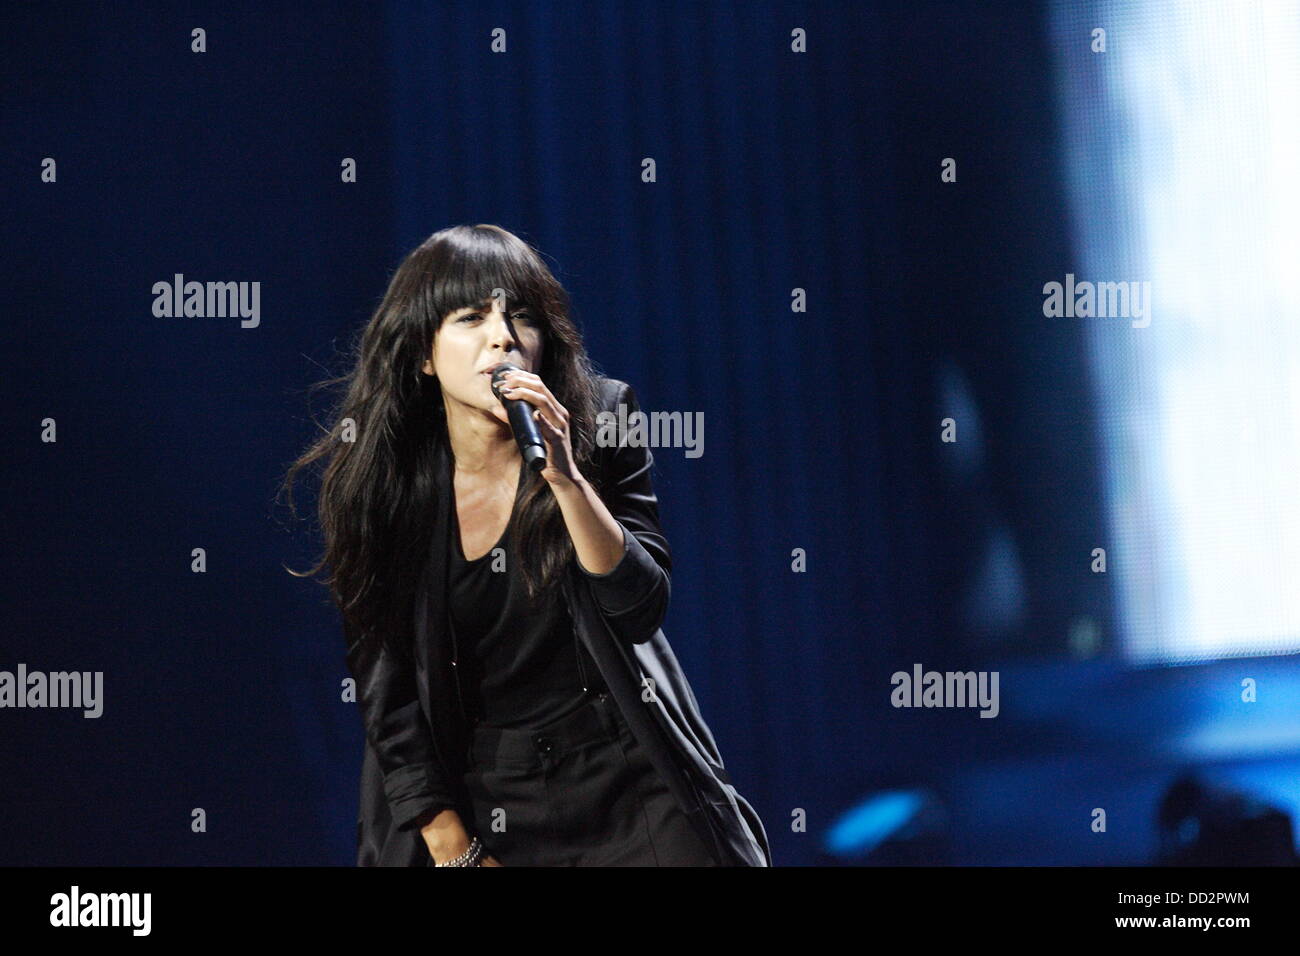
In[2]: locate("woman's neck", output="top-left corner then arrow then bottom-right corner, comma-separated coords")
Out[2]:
444,400 -> 520,476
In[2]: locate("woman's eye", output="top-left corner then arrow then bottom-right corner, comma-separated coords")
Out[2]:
455,311 -> 534,325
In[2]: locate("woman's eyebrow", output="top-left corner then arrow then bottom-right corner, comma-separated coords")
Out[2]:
452,300 -> 531,318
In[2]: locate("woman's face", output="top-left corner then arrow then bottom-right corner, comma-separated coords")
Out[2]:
423,296 -> 544,413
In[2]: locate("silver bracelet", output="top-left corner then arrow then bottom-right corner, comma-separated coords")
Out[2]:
435,836 -> 484,867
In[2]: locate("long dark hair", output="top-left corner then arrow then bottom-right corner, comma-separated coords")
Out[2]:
281,224 -> 604,653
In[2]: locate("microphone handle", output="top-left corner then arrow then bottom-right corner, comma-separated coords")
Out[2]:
503,394 -> 547,473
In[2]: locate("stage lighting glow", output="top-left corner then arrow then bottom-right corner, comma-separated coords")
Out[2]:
1051,0 -> 1300,665
825,790 -> 925,857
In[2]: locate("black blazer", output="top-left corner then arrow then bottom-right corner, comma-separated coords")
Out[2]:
346,376 -> 772,866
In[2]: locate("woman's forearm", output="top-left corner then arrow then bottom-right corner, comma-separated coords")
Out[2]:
550,473 -> 626,576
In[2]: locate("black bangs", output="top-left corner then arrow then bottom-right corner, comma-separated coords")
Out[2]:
426,225 -> 556,326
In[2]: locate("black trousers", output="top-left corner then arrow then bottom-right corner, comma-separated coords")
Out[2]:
459,691 -> 719,866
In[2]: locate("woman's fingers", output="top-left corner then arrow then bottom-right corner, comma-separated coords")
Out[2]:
501,373 -> 569,425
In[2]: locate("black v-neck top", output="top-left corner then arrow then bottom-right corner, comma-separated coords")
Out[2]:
447,463 -> 606,731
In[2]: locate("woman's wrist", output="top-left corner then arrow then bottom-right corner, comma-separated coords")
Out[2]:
420,807 -> 471,861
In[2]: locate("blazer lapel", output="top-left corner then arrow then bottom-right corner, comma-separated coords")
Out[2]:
413,440 -> 468,776
414,440 -> 451,674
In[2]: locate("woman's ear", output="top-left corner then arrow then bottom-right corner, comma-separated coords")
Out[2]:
422,334 -> 437,376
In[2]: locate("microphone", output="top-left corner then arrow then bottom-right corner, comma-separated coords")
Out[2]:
489,362 -> 548,473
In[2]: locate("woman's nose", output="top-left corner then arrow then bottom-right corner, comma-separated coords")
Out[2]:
487,314 -> 519,349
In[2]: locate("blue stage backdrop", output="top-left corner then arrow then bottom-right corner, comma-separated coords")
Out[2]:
5,0 -> 1298,867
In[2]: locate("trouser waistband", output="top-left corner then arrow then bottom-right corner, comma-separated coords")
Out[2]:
467,691 -> 620,769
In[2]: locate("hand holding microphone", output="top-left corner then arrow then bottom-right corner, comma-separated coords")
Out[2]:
487,363 -> 580,486
489,362 -> 548,473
